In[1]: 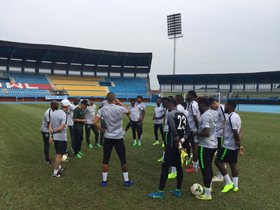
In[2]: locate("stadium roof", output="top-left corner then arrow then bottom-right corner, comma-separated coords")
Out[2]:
157,71 -> 280,84
0,40 -> 152,73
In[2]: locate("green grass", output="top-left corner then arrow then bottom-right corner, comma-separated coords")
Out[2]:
0,104 -> 279,210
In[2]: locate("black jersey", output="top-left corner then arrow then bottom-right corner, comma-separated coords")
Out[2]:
166,110 -> 188,147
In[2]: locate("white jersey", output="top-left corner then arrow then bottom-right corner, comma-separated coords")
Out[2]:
97,104 -> 129,139
223,112 -> 241,150
85,104 -> 97,124
67,104 -> 76,126
100,100 -> 109,120
198,109 -> 218,149
129,105 -> 141,122
187,100 -> 200,131
154,105 -> 165,124
135,102 -> 146,117
177,104 -> 189,118
101,100 -> 108,107
215,105 -> 226,137
176,104 -> 185,113
164,110 -> 169,132
40,108 -> 55,133
51,109 -> 67,141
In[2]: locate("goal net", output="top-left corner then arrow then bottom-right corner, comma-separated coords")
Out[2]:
161,91 -> 227,104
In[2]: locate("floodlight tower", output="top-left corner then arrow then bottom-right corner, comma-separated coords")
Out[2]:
167,13 -> 183,75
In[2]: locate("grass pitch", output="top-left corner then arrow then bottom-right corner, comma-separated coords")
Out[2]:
0,104 -> 279,210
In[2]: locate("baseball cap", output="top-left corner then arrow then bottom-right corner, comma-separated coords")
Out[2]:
61,99 -> 71,107
81,99 -> 90,106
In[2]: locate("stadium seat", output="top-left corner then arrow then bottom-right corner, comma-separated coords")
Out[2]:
232,91 -> 280,99
109,78 -> 148,98
0,74 -> 51,97
48,75 -> 108,97
0,79 -> 9,88
0,89 -> 50,97
67,91 -> 107,97
51,80 -> 99,85
10,73 -> 49,84
0,74 -> 149,98
55,85 -> 107,91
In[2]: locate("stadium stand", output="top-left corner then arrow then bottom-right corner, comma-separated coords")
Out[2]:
49,75 -> 108,97
0,73 -> 51,97
109,78 -> 148,98
158,71 -> 280,104
1,89 -> 50,97
0,73 -> 149,98
10,73 -> 49,84
232,92 -> 280,99
0,79 -> 10,85
0,40 -> 152,101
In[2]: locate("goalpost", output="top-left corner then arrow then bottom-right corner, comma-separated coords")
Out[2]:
196,92 -> 222,103
161,91 -> 223,104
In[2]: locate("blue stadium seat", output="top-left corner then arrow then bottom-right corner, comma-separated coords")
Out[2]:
0,74 -> 149,98
9,73 -> 49,84
0,89 -> 51,97
109,78 -> 148,98
0,74 -> 51,97
0,79 -> 9,88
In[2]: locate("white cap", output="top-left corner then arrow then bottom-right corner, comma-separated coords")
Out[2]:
61,99 -> 71,107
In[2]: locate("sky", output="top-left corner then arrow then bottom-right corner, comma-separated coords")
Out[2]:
0,0 -> 279,89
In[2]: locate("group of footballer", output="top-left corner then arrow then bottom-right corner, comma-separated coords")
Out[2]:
40,90 -> 243,201
40,94 -> 145,186
147,91 -> 243,201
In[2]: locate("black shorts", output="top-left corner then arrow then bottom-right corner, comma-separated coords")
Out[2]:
54,140 -> 67,155
164,145 -> 181,167
217,137 -> 223,150
103,138 -> 127,165
216,147 -> 238,164
198,146 -> 216,170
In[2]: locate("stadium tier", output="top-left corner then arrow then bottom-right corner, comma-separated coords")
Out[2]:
157,71 -> 280,104
49,75 -> 108,97
0,73 -> 149,99
10,73 -> 50,84
0,72 -> 52,97
109,78 -> 148,98
0,40 -> 152,101
0,89 -> 50,97
232,92 -> 280,99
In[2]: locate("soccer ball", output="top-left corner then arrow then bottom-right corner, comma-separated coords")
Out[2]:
190,183 -> 203,196
62,154 -> 68,162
